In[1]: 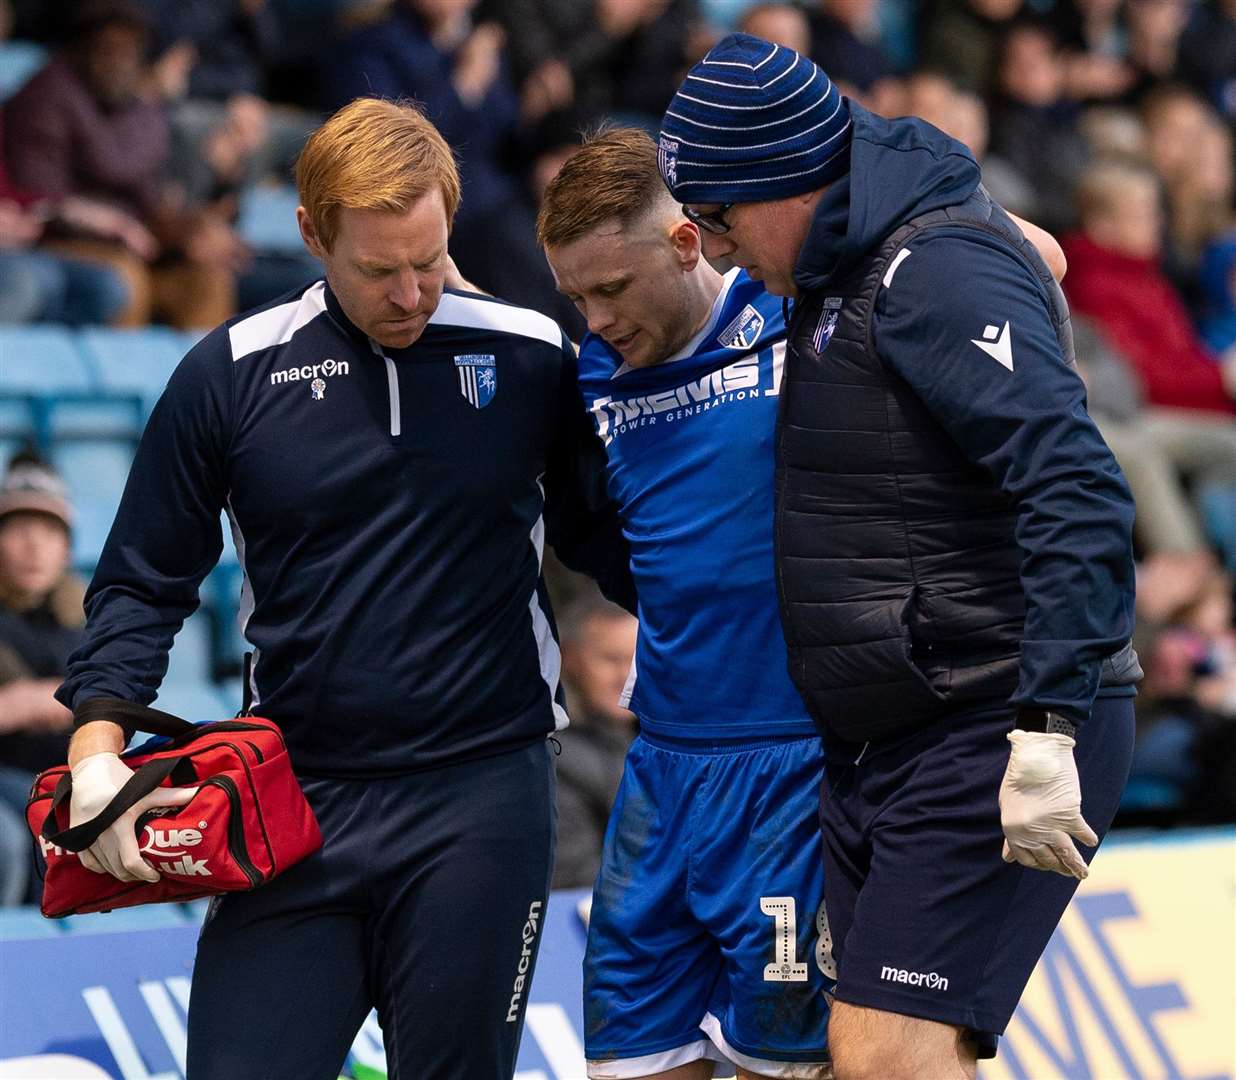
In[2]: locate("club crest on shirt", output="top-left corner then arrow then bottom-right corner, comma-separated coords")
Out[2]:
718,304 -> 765,350
658,136 -> 679,186
455,354 -> 497,409
813,297 -> 842,354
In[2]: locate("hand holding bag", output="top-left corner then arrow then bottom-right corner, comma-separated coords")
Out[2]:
27,700 -> 322,917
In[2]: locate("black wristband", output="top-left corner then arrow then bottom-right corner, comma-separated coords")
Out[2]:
72,696 -> 139,743
1014,708 -> 1077,739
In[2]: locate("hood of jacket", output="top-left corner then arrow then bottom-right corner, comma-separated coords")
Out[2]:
793,101 -> 983,291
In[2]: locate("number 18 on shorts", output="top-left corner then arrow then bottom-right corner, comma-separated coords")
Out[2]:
583,734 -> 835,1079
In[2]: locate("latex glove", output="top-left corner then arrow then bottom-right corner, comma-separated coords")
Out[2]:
999,730 -> 1097,879
69,752 -> 198,883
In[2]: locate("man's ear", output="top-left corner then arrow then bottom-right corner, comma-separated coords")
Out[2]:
669,218 -> 702,271
297,206 -> 327,262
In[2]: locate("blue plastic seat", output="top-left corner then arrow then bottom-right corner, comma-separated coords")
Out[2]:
0,398 -> 35,444
0,429 -> 33,467
47,396 -> 143,439
0,325 -> 140,438
216,677 -> 246,715
237,185 -> 304,252
78,326 -> 189,419
152,680 -> 235,723
163,610 -> 215,686
204,560 -> 247,677
0,41 -> 47,101
50,439 -> 135,566
0,326 -> 92,393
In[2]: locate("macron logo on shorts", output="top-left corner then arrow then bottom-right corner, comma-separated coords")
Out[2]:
505,899 -> 543,1022
881,965 -> 949,991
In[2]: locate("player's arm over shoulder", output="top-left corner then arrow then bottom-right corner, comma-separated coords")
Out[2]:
1008,213 -> 1066,282
544,333 -> 637,614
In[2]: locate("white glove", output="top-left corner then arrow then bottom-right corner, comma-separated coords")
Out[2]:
999,730 -> 1098,879
69,752 -> 198,883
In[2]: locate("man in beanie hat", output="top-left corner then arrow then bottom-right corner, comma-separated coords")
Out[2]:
660,34 -> 1140,1078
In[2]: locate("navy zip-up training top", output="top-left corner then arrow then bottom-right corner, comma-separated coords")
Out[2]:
57,281 -> 634,776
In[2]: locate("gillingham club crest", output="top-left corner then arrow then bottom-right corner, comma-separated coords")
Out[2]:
455,354 -> 497,409
658,135 -> 679,187
813,297 -> 842,353
718,304 -> 766,350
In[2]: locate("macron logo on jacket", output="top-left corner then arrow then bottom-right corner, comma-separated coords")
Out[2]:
971,321 -> 1014,371
270,358 -> 351,386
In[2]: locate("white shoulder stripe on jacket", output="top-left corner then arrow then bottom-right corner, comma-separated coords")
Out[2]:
229,281 -> 328,362
430,292 -> 562,348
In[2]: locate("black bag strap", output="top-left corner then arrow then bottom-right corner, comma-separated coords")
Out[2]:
45,700 -> 270,851
241,652 -> 254,716
76,697 -> 267,743
76,697 -> 198,738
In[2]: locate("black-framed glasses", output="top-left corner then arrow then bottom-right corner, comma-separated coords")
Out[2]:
682,202 -> 734,235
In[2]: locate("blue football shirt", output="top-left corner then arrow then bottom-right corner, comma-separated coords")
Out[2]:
577,269 -> 815,740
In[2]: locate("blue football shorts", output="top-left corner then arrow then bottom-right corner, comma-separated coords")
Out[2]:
583,732 -> 834,1079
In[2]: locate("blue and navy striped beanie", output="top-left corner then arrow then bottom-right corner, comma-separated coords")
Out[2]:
658,34 -> 852,205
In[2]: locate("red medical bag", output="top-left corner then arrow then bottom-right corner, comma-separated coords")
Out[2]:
28,701 -> 321,917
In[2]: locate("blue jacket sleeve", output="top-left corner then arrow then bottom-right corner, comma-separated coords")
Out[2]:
56,330 -> 233,715
871,230 -> 1136,722
543,335 -> 637,615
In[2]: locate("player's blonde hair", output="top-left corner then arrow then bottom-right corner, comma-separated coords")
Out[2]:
296,97 -> 462,251
537,127 -> 677,249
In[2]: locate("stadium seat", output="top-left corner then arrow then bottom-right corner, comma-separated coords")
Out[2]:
204,562 -> 247,677
163,610 -> 215,686
0,431 -> 32,468
78,327 -> 188,419
50,439 -> 135,566
153,679 -> 239,724
216,678 -> 246,715
0,399 -> 35,447
0,41 -> 46,101
237,185 -> 304,253
46,396 -> 143,440
0,326 -> 92,393
176,328 -> 209,353
214,677 -> 246,716
0,326 -> 140,438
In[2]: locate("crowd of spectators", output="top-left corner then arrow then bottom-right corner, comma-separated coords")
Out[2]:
0,0 -> 1233,901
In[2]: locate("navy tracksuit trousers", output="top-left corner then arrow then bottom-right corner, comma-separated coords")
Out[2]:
186,738 -> 555,1079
